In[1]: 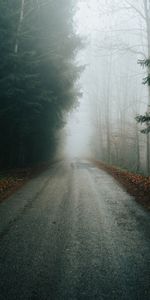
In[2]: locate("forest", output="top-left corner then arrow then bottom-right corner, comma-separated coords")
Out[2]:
77,0 -> 150,176
0,0 -> 81,168
0,2 -> 150,299
0,0 -> 150,177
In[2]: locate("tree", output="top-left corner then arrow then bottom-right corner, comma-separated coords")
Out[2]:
0,0 -> 81,167
91,0 -> 150,173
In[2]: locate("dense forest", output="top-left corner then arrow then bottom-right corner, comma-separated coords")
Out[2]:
0,0 -> 81,168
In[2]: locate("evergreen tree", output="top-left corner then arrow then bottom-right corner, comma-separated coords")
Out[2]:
136,59 -> 150,134
136,58 -> 150,174
0,0 -> 81,167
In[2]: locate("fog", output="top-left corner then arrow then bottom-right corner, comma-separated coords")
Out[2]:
65,0 -> 98,158
0,0 -> 149,174
65,0 -> 150,174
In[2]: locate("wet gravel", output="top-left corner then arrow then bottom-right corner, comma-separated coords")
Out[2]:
0,159 -> 150,300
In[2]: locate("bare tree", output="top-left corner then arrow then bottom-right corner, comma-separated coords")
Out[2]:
15,0 -> 25,54
124,0 -> 150,174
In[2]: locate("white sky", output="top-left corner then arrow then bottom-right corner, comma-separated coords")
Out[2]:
65,1 -> 96,158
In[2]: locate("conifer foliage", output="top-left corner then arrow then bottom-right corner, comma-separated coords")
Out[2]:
136,59 -> 150,134
0,0 -> 81,167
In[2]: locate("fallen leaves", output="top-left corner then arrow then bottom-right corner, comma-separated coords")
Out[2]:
0,162 -> 49,203
92,160 -> 150,211
0,173 -> 27,202
0,160 -> 61,203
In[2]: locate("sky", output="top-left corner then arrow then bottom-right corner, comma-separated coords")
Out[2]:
65,1 -> 97,158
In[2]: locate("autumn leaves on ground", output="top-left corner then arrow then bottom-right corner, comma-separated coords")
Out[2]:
0,160 -> 149,211
93,160 -> 150,211
0,163 -> 50,203
0,169 -> 27,203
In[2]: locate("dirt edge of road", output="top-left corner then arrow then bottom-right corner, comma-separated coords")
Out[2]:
92,159 -> 150,211
0,160 -> 59,204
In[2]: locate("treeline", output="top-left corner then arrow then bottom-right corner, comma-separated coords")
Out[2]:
0,0 -> 81,168
88,0 -> 150,175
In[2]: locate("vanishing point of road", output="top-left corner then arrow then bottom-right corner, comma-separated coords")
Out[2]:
0,159 -> 150,300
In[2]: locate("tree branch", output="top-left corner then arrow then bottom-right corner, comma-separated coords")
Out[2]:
124,0 -> 146,21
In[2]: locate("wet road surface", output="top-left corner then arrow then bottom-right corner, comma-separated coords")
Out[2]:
0,159 -> 150,299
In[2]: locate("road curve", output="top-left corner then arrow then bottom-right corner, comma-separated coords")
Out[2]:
0,159 -> 150,300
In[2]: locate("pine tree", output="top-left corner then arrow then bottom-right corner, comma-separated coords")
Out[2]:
0,0 -> 81,167
136,58 -> 150,174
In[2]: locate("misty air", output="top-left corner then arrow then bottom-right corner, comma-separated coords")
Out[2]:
0,1 -> 150,299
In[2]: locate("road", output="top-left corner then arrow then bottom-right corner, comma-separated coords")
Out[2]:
0,159 -> 150,300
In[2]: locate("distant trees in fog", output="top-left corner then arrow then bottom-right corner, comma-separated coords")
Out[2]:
89,0 -> 150,175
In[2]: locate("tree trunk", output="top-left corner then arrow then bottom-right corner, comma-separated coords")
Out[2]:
105,53 -> 112,164
143,0 -> 150,174
14,0 -> 25,54
136,123 -> 140,172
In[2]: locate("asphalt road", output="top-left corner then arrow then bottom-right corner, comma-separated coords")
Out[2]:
0,159 -> 150,300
